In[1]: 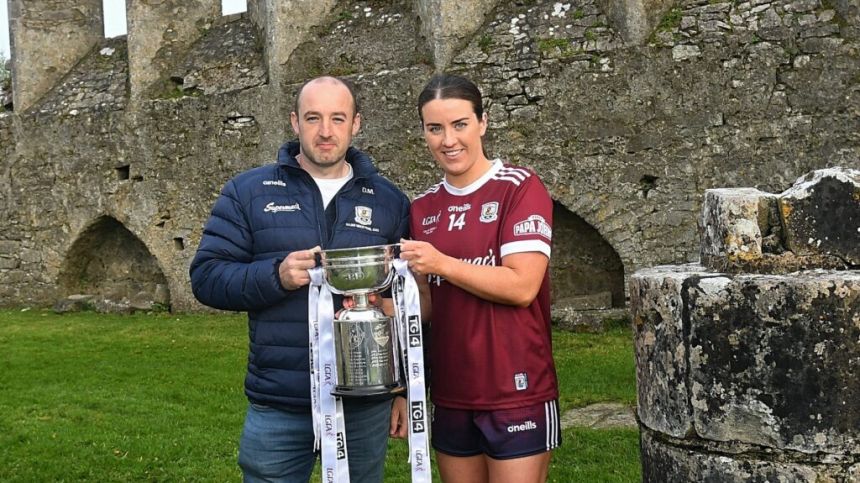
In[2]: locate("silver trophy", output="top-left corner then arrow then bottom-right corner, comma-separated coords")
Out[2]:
320,244 -> 404,397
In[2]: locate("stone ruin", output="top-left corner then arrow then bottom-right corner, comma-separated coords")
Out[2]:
0,0 -> 857,317
631,167 -> 859,481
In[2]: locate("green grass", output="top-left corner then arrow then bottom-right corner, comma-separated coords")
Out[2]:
0,310 -> 639,482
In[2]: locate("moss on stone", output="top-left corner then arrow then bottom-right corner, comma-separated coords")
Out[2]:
479,34 -> 494,54
656,7 -> 683,33
538,38 -> 575,58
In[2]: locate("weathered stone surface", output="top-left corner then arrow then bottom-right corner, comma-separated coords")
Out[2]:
700,188 -> 778,270
551,306 -> 628,332
641,427 -> 860,483
779,168 -> 860,266
634,265 -> 860,458
700,168 -> 859,273
36,37 -> 128,118
415,0 -> 500,69
127,0 -> 221,99
597,0 -> 677,45
170,15 -> 266,96
8,0 -> 103,112
687,271 -> 860,454
630,264 -> 711,438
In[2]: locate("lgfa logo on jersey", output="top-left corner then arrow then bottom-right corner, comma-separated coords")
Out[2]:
354,206 -> 373,226
513,214 -> 552,240
480,202 -> 499,223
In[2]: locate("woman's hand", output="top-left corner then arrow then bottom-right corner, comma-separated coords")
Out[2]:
400,239 -> 448,277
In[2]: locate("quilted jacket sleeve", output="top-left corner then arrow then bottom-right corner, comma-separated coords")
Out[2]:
189,179 -> 288,311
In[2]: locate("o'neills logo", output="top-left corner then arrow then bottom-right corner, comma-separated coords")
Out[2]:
507,420 -> 537,433
513,214 -> 552,240
262,180 -> 286,187
448,203 -> 471,213
264,202 -> 300,213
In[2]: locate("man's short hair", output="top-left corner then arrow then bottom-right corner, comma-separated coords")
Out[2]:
293,76 -> 361,117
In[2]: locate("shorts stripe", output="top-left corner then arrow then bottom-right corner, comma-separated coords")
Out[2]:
545,400 -> 560,451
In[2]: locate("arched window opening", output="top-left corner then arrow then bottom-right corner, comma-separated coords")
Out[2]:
103,0 -> 128,38
57,217 -> 170,313
550,201 -> 626,330
222,0 -> 248,16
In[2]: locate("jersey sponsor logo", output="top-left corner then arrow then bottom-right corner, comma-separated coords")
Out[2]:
427,249 -> 496,286
480,202 -> 499,223
354,206 -> 373,226
507,420 -> 537,433
262,180 -> 286,187
513,215 -> 552,240
264,202 -> 301,213
515,372 -> 529,390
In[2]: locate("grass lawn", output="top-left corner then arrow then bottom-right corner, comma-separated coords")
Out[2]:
0,309 -> 639,482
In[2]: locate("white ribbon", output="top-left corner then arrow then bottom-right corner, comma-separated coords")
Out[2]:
392,259 -> 431,483
309,267 -> 350,483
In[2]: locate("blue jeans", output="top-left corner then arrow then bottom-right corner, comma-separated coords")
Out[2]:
238,401 -> 392,483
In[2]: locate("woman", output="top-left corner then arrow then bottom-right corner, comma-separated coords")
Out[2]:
400,74 -> 560,483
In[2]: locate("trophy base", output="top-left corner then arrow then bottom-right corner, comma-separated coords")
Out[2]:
332,383 -> 405,399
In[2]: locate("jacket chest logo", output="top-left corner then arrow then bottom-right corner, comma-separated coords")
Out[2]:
264,201 -> 301,213
354,206 -> 373,226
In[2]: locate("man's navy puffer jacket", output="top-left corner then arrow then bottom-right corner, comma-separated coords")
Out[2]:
190,141 -> 410,409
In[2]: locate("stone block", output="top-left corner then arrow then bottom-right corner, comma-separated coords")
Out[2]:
699,168 -> 859,273
630,264 -> 711,438
700,188 -> 777,270
778,168 -> 860,266
0,240 -> 21,254
687,271 -> 860,454
640,428 -> 858,483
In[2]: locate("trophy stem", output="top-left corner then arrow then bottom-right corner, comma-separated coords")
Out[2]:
354,293 -> 370,308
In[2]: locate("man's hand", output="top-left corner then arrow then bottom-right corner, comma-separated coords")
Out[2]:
279,246 -> 321,290
389,395 -> 408,439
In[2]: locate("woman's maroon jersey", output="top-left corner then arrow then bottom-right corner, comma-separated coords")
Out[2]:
410,161 -> 559,410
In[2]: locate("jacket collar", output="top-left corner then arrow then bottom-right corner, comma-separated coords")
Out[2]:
276,141 -> 378,178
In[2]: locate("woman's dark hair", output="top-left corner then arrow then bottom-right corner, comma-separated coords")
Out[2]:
417,74 -> 483,122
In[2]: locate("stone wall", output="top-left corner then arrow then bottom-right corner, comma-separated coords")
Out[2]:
0,0 -> 857,313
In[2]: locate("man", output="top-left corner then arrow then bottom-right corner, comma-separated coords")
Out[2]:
190,76 -> 410,482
